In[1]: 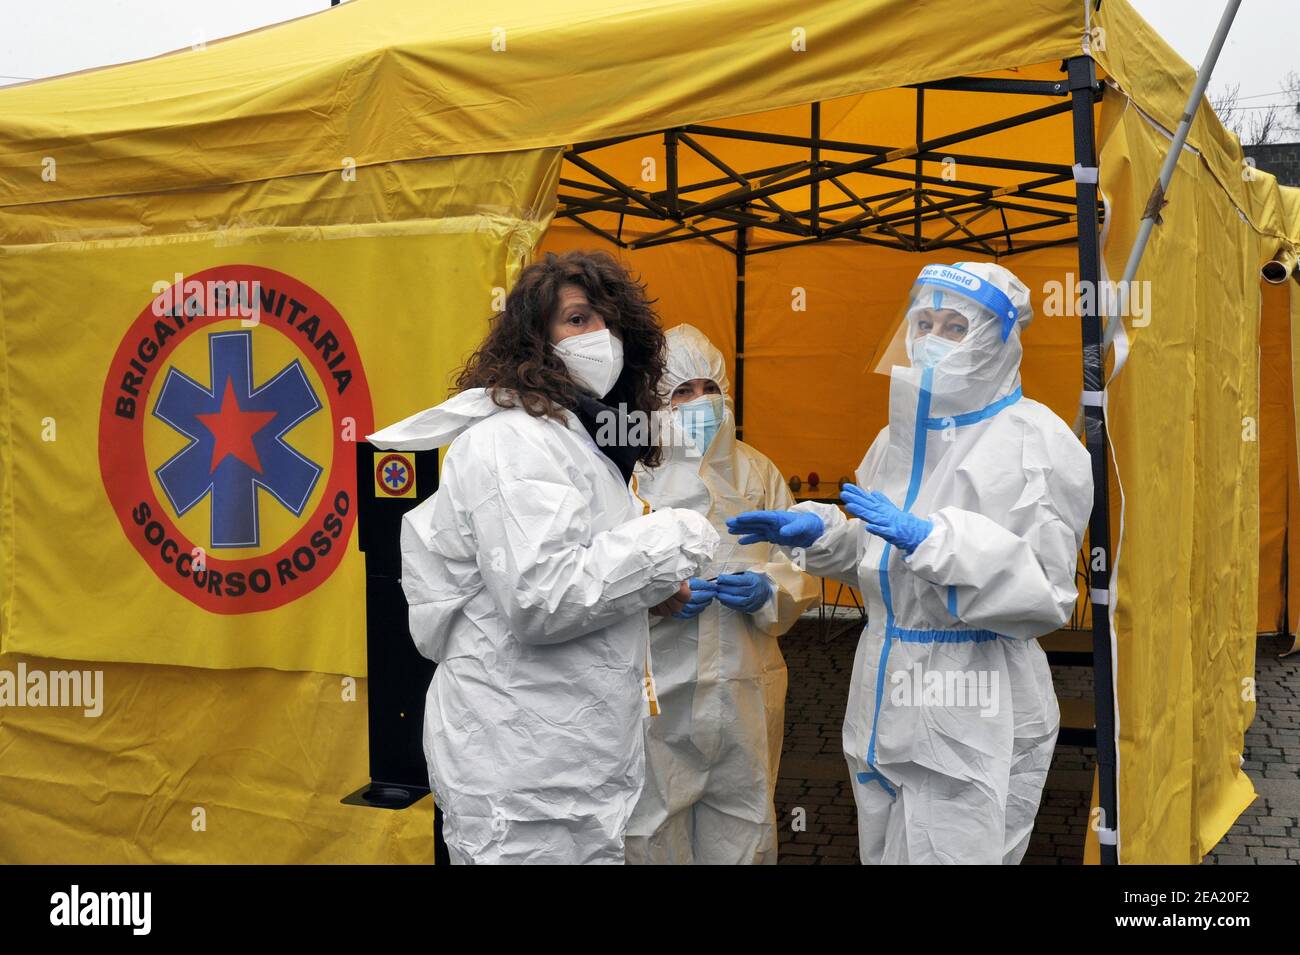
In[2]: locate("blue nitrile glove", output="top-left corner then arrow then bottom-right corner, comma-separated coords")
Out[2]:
672,578 -> 718,619
715,571 -> 773,614
726,510 -> 825,548
839,483 -> 933,555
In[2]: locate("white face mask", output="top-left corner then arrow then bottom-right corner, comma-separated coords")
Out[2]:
911,333 -> 959,370
553,328 -> 624,398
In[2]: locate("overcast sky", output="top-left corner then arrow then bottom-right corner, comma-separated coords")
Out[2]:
0,0 -> 1295,114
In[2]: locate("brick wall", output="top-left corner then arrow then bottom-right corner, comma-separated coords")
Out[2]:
1245,142 -> 1300,187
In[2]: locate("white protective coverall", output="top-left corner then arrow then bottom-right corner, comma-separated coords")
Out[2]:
367,388 -> 719,864
790,262 -> 1092,864
625,325 -> 820,864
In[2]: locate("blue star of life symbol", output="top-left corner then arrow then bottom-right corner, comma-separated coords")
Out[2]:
152,330 -> 323,548
383,461 -> 408,491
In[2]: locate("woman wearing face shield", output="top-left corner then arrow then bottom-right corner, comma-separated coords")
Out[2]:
623,325 -> 820,865
729,262 -> 1093,865
366,251 -> 719,865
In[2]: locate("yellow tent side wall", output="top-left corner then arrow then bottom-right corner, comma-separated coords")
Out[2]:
1063,87 -> 1263,861
0,147 -> 563,862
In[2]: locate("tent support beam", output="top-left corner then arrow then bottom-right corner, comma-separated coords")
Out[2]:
665,128 -> 680,219
562,89 -> 1084,255
678,123 -> 1073,177
670,100 -> 1074,220
1068,53 -> 1119,866
914,89 -> 924,248
734,205 -> 748,439
810,102 -> 822,236
564,212 -> 628,247
744,203 -> 1073,257
907,76 -> 1071,97
671,170 -> 1074,249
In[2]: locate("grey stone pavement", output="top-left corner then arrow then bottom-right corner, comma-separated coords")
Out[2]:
774,613 -> 1300,865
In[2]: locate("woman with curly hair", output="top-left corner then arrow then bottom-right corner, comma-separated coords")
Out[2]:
368,250 -> 718,864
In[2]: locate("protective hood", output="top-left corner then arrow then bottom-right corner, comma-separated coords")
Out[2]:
366,388 -> 505,450
663,323 -> 733,406
874,261 -> 1033,419
658,324 -> 737,473
636,324 -> 744,516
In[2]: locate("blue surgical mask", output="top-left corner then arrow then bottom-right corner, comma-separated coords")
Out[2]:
911,334 -> 959,369
676,394 -> 724,454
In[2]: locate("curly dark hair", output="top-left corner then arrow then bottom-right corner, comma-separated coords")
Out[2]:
454,249 -> 668,466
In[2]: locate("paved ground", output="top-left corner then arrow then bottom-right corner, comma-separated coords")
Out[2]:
774,615 -> 1300,865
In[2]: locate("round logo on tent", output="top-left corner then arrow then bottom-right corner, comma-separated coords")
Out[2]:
99,265 -> 373,614
375,453 -> 414,496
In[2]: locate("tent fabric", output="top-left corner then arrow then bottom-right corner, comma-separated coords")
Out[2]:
0,0 -> 1086,208
0,145 -> 561,861
1,0 -> 1299,864
0,147 -> 562,673
1093,92 -> 1259,859
0,652 -> 435,863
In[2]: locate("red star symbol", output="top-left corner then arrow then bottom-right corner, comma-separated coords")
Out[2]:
196,377 -> 277,474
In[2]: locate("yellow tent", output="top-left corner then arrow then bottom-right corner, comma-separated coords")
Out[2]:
1,0 -> 1296,863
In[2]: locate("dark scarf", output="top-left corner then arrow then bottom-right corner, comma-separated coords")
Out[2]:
570,391 -> 647,484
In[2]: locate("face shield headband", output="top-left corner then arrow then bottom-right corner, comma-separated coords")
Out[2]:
912,264 -> 1019,342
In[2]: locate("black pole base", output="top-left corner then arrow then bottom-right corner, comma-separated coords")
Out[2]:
341,782 -> 430,811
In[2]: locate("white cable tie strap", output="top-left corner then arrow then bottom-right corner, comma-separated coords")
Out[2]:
1090,588 -> 1110,606
1097,827 -> 1117,846
1081,390 -> 1104,408
1073,163 -> 1100,184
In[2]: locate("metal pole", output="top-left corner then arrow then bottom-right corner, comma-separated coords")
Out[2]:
1067,54 -> 1120,865
734,206 -> 748,440
914,89 -> 924,248
810,102 -> 822,237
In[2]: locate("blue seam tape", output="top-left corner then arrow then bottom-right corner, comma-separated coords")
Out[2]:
890,626 -> 1002,644
924,386 -> 1022,430
856,769 -> 897,797
864,366 -> 935,797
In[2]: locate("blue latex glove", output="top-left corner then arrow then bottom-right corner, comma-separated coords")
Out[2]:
715,571 -> 773,614
839,483 -> 933,555
726,510 -> 825,548
672,578 -> 718,619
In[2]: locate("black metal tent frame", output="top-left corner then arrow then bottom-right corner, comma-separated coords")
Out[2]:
559,54 -> 1120,864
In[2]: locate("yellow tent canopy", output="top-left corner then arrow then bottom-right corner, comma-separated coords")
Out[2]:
1,0 -> 1297,864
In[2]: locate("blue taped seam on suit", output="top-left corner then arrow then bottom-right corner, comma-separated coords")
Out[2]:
856,770 -> 896,796
862,368 -> 933,796
924,386 -> 1022,430
889,627 -> 1001,644
859,370 -> 1021,795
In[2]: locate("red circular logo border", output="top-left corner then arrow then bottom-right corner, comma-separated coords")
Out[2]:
98,265 -> 373,614
374,453 -> 414,497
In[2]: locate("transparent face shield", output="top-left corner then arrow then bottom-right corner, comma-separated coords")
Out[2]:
870,264 -> 1022,390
